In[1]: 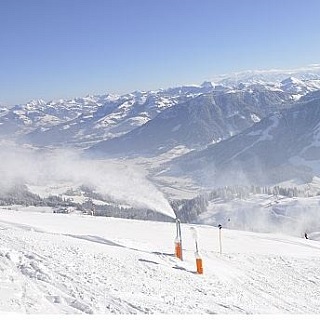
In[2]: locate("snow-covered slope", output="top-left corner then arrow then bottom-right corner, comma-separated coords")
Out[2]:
89,88 -> 293,156
0,209 -> 320,314
172,96 -> 320,186
0,97 -> 102,139
13,86 -> 210,148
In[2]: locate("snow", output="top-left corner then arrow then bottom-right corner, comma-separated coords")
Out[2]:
250,113 -> 261,123
1,208 -> 320,314
172,124 -> 181,132
223,114 -> 281,163
290,155 -> 320,175
257,114 -> 280,142
198,194 -> 320,238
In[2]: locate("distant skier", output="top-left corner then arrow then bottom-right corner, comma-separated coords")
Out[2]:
304,232 -> 308,239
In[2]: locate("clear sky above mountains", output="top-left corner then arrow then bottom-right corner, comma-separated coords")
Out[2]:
1,0 -> 320,105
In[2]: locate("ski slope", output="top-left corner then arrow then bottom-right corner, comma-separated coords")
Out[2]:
0,208 -> 320,314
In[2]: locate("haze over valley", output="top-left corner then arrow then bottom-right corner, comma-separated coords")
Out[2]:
1,65 -> 320,235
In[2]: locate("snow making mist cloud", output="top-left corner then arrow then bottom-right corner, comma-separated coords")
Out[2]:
0,146 -> 175,219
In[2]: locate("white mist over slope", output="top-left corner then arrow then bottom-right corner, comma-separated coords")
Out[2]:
198,194 -> 320,238
0,146 -> 175,219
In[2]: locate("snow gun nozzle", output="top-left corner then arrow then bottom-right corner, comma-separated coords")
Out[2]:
175,219 -> 182,240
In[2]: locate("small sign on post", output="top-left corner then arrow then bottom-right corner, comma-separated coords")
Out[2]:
218,224 -> 222,254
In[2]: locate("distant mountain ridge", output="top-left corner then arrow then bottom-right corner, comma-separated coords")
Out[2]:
11,86 -> 212,148
212,64 -> 320,86
0,65 -> 319,156
89,88 -> 294,156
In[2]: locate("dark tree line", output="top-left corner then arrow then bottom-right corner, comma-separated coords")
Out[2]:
0,184 -> 75,207
0,182 -> 316,224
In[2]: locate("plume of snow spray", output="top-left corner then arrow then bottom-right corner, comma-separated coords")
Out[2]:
61,155 -> 176,219
0,146 -> 176,219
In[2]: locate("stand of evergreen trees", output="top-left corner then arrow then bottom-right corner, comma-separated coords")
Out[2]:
0,183 -> 317,224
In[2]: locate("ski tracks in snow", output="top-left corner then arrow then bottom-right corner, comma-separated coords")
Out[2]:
201,251 -> 320,313
1,215 -> 320,314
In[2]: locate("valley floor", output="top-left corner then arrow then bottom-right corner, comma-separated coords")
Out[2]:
0,209 -> 320,314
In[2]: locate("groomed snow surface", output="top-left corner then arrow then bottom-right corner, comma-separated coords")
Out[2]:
0,209 -> 320,315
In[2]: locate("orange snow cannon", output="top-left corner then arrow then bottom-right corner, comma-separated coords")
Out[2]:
175,239 -> 183,260
196,256 -> 203,274
190,226 -> 203,274
175,219 -> 183,260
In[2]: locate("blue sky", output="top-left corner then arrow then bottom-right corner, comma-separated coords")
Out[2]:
1,0 -> 320,105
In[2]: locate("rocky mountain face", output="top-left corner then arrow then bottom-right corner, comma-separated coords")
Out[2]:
89,87 -> 294,156
171,97 -> 320,186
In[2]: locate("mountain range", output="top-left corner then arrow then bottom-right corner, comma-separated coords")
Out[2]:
172,95 -> 320,186
2,65 -> 320,188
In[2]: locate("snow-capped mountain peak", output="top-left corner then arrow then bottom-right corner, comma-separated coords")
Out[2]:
0,64 -> 319,153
